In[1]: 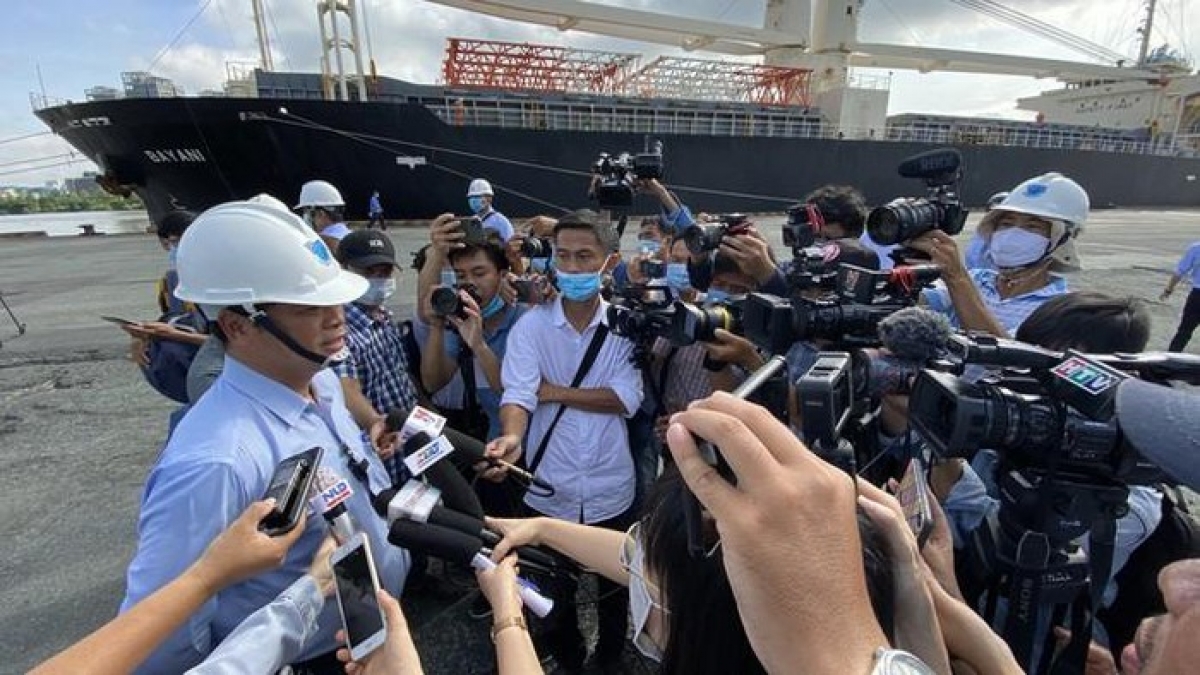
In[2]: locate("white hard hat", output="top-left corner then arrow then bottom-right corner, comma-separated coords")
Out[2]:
174,201 -> 367,307
295,179 -> 345,209
248,192 -> 289,213
985,191 -> 1009,210
995,173 -> 1089,228
467,179 -> 494,197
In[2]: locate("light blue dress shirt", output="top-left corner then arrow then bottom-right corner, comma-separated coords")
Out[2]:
1175,241 -> 1200,289
922,268 -> 1068,336
121,356 -> 408,673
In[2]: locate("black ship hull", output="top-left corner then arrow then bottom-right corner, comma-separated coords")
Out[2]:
35,97 -> 1200,225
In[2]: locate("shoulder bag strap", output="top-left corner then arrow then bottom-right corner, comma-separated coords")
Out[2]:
526,323 -> 609,475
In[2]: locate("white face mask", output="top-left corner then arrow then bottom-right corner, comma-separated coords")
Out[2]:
988,228 -> 1050,268
624,529 -> 668,662
358,277 -> 396,306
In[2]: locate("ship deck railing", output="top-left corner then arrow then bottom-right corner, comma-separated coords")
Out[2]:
426,96 -> 1195,158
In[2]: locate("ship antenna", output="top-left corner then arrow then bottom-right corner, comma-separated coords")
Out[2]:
1137,0 -> 1158,68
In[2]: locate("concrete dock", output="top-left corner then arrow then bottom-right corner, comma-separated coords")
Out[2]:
0,210 -> 1197,674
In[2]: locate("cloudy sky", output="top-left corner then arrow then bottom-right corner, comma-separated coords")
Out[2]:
2,0 -> 1191,186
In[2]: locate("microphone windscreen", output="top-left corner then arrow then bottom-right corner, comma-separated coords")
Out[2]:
427,504 -> 488,540
384,407 -> 410,434
878,307 -> 952,362
897,148 -> 961,180
388,519 -> 481,566
442,426 -> 488,461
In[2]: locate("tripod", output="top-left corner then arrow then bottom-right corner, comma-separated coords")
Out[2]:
960,466 -> 1129,675
0,290 -> 27,349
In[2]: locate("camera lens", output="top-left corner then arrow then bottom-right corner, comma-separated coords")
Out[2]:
682,223 -> 726,256
520,237 -> 552,259
670,302 -> 739,345
866,200 -> 943,245
431,286 -> 464,318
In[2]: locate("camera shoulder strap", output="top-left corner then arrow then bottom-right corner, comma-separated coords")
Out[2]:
526,323 -> 609,475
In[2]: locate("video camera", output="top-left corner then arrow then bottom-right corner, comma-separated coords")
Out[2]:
606,285 -> 676,349
680,213 -> 753,256
591,147 -> 664,210
866,148 -> 968,247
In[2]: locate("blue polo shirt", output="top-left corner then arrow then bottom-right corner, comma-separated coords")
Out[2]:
121,357 -> 408,673
442,302 -> 526,439
922,268 -> 1068,335
1176,241 -> 1200,289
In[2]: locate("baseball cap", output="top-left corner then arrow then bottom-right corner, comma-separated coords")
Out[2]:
1115,379 -> 1200,490
339,229 -> 397,269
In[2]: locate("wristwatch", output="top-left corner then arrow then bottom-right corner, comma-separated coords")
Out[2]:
490,615 -> 528,642
870,648 -> 936,674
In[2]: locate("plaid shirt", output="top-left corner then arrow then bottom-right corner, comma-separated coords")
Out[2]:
332,303 -> 421,483
649,338 -> 713,414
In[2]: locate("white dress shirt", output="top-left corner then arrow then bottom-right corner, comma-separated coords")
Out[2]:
501,296 -> 643,523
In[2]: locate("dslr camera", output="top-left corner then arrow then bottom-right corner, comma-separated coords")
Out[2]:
519,236 -> 553,259
681,213 -> 752,256
866,148 -> 968,246
431,284 -> 482,319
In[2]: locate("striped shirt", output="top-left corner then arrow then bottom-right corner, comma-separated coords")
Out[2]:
331,302 -> 421,483
922,268 -> 1068,335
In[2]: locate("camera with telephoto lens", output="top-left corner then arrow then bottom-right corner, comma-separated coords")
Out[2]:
681,213 -> 752,256
520,236 -> 553,259
782,202 -> 821,250
431,284 -> 482,319
591,147 -> 665,210
668,297 -> 744,346
639,258 -> 665,279
606,285 -> 676,347
741,291 -> 908,355
866,148 -> 968,246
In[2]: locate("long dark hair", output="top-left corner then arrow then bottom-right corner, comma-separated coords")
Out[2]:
640,468 -> 896,674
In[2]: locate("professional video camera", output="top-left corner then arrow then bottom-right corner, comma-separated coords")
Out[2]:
837,264 -> 941,306
606,285 -> 676,367
866,148 -> 968,247
669,297 -> 743,346
742,291 -> 908,355
680,213 -> 752,256
591,147 -> 664,210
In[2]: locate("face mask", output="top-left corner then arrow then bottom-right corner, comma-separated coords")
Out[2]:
481,294 -> 505,319
988,228 -> 1050,268
638,239 -> 661,255
665,263 -> 690,291
705,287 -> 730,304
529,257 -> 552,274
468,196 -> 486,214
358,277 -> 396,306
166,245 -> 178,271
555,270 -> 602,302
627,536 -> 666,662
302,211 -> 315,228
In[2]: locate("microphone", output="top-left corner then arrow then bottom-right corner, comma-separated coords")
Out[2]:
388,519 -> 554,617
897,148 -> 962,183
441,427 -> 554,494
311,467 -> 357,545
877,306 -> 953,362
400,431 -> 484,519
425,504 -> 563,574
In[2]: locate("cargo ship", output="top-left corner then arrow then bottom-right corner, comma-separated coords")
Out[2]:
31,0 -> 1200,224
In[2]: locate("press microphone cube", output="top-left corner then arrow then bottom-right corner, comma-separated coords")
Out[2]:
384,480 -> 442,523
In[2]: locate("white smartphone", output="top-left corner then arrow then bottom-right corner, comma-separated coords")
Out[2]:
330,533 -> 388,660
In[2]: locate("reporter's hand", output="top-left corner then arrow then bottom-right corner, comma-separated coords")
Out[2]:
665,393 -> 887,675
447,291 -> 485,350
480,434 -> 521,482
909,231 -> 968,281
718,230 -> 776,284
1053,629 -> 1119,675
485,517 -> 547,562
429,213 -> 464,256
702,329 -> 764,371
920,492 -> 964,602
368,416 -> 399,461
307,536 -> 337,596
128,335 -> 151,367
337,589 -> 423,675
190,500 -> 307,594
476,554 -> 524,619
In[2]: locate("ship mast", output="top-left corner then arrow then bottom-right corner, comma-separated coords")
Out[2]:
317,0 -> 369,101
1137,0 -> 1158,67
251,0 -> 275,72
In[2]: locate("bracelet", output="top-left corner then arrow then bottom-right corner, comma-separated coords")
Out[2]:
490,615 -> 528,642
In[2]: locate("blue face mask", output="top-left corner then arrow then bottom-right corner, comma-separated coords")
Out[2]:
468,196 -> 486,214
441,268 -> 458,287
481,294 -> 505,319
638,239 -> 661,255
665,263 -> 690,291
556,270 -> 603,302
705,287 -> 730,304
529,257 -> 552,273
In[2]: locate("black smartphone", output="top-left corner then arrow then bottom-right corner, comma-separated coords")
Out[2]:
259,447 -> 323,536
100,315 -> 138,327
455,216 -> 488,245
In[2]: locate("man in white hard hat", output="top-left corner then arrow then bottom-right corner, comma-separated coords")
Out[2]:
467,178 -> 515,242
963,190 -> 1011,270
295,179 -> 351,254
913,172 -> 1087,337
119,201 -> 409,674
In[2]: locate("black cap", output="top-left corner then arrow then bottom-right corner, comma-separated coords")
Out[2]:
339,230 -> 396,268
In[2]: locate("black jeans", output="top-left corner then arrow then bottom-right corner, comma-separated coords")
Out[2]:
1168,288 -> 1200,352
525,505 -> 633,670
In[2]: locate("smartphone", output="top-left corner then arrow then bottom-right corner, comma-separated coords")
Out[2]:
455,216 -> 487,245
896,457 -> 934,548
331,533 -> 388,660
100,315 -> 138,327
259,447 -> 323,536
